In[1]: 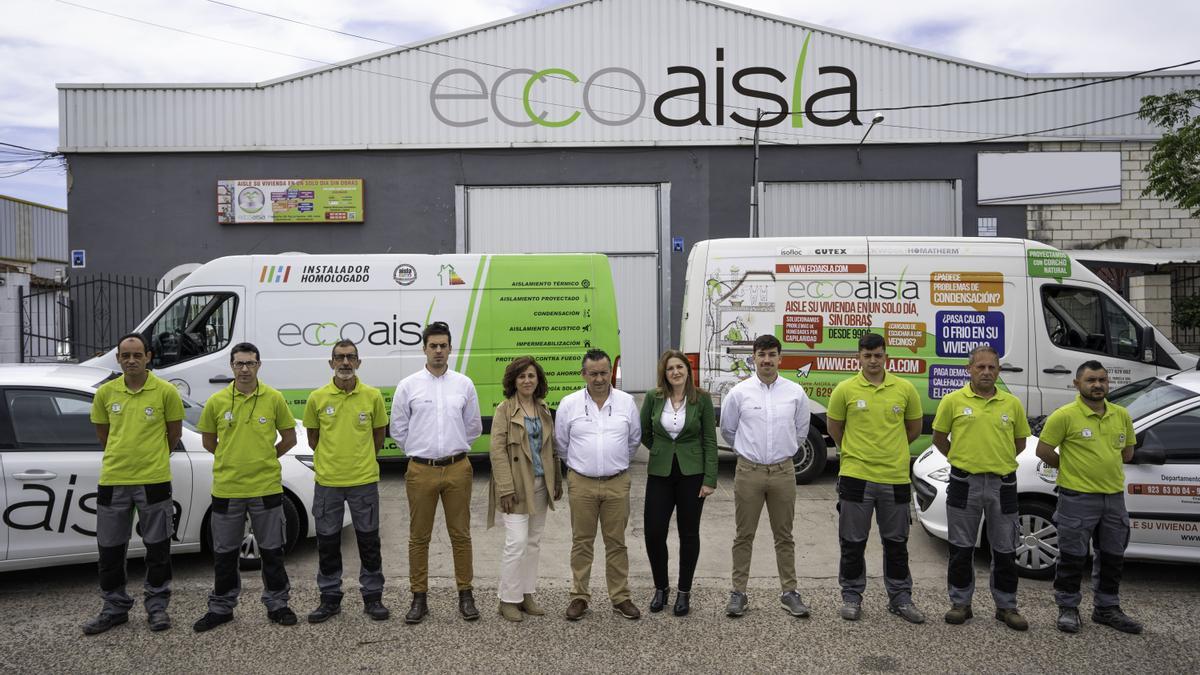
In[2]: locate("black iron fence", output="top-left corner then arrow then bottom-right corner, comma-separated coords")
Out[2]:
19,274 -> 167,363
1172,265 -> 1200,353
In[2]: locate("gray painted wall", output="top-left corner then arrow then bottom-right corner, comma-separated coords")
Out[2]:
66,143 -> 1027,343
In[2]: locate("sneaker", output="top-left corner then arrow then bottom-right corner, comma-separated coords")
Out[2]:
888,603 -> 926,624
725,591 -> 748,618
82,612 -> 128,635
364,599 -> 391,621
995,607 -> 1029,631
779,591 -> 810,618
612,599 -> 641,620
192,612 -> 233,633
1057,606 -> 1081,634
944,604 -> 973,625
1092,606 -> 1143,634
840,601 -> 862,621
267,607 -> 297,626
565,598 -> 589,621
147,609 -> 171,632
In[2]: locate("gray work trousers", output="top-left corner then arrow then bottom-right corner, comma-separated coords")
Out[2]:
207,495 -> 291,614
313,482 -> 384,603
1053,489 -> 1130,609
95,482 -> 174,616
945,468 -> 1020,609
837,476 -> 914,605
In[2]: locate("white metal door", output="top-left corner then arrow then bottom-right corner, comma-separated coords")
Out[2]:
462,185 -> 663,392
762,181 -> 961,237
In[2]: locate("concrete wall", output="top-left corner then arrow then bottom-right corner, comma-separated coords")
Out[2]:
65,143 -> 1028,342
0,272 -> 29,362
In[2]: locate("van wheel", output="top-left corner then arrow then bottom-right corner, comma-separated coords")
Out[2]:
1014,500 -> 1058,580
793,426 -> 828,485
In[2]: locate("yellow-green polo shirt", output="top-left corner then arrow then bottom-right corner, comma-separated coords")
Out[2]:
198,382 -> 295,498
90,371 -> 185,486
1039,396 -> 1134,494
302,379 -> 387,487
932,384 -> 1030,475
827,372 -> 923,484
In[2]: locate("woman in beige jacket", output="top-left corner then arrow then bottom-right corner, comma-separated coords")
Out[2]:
488,356 -> 563,621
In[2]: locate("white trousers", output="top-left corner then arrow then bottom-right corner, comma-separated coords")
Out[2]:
498,476 -> 549,603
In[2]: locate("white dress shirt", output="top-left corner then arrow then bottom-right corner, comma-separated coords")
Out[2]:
720,374 -> 811,465
555,387 -> 641,478
390,367 -> 482,459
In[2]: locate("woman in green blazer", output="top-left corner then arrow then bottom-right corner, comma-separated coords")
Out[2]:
640,349 -> 718,616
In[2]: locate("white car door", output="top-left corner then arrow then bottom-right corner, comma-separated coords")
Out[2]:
1126,404 -> 1200,557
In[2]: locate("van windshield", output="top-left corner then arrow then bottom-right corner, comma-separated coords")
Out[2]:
1108,378 -> 1196,422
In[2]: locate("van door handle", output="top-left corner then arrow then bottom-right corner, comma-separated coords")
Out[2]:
1000,364 -> 1024,373
209,375 -> 234,383
14,471 -> 57,481
1042,366 -> 1071,374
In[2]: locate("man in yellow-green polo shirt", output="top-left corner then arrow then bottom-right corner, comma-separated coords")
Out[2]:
1035,360 -> 1141,635
302,339 -> 390,624
932,344 -> 1031,631
84,333 -> 184,635
193,342 -> 298,633
827,332 -> 925,624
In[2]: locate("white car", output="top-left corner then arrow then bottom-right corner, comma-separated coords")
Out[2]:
0,364 -> 331,572
913,370 -> 1200,579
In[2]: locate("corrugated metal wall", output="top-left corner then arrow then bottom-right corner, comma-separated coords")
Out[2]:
0,196 -> 68,267
58,0 -> 1200,152
464,184 -> 661,391
761,180 -> 960,236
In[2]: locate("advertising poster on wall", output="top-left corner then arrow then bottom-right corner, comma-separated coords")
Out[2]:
217,179 -> 364,224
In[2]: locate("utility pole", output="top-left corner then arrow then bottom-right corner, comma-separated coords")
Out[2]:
750,108 -> 762,238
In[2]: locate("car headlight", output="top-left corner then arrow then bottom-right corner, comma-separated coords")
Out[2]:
926,467 -> 951,483
293,454 -> 315,471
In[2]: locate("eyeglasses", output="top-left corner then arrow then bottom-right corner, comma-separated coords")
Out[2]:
232,361 -> 260,370
332,354 -> 359,362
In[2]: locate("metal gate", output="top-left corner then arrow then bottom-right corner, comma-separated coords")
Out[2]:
19,274 -> 167,362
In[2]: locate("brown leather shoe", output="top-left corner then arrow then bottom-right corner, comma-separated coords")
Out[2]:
613,600 -> 641,620
565,598 -> 588,621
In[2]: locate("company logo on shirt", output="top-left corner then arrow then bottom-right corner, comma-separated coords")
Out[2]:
1081,428 -> 1093,438
893,405 -> 902,415
1001,414 -> 1010,423
110,403 -> 122,414
962,407 -> 973,416
358,411 -> 368,424
856,399 -> 867,409
325,405 -> 335,416
224,411 -> 234,422
1119,433 -> 1127,444
144,407 -> 155,417
258,416 -> 268,425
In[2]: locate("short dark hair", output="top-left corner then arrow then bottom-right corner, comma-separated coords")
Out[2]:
581,348 -> 611,370
1076,359 -> 1106,378
117,332 -> 150,353
752,334 -> 782,354
330,339 -> 358,359
422,321 -> 452,347
502,356 -> 548,400
858,332 -> 885,351
968,344 -> 999,365
229,342 -> 260,363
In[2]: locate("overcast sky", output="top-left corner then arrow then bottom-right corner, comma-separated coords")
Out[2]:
2,0 -> 1197,209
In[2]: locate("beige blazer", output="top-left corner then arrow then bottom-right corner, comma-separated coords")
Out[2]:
486,396 -> 561,528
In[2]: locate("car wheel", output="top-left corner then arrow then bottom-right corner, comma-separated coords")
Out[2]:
239,496 -> 302,571
1014,500 -> 1058,580
793,425 -> 828,485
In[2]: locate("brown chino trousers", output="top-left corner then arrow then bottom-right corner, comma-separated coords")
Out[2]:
405,458 -> 474,592
567,470 -> 632,605
731,456 -> 798,593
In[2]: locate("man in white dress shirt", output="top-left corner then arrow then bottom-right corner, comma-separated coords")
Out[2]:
720,334 -> 812,618
391,321 -> 483,624
555,348 -> 642,622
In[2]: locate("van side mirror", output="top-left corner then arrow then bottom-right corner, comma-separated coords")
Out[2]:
1140,325 -> 1156,363
1131,432 -> 1165,465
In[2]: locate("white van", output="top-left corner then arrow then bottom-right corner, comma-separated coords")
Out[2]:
88,253 -> 621,457
679,237 -> 1198,483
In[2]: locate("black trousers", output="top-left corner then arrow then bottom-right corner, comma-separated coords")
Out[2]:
644,456 -> 706,592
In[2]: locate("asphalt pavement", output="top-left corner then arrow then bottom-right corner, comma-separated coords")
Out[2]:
2,447 -> 1199,673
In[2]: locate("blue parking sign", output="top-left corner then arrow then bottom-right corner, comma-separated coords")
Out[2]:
71,249 -> 86,268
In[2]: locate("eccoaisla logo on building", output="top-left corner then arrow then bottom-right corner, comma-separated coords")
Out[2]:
428,39 -> 862,131
260,265 -> 292,284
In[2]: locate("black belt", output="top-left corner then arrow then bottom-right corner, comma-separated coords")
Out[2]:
570,468 -> 628,481
410,452 -> 467,467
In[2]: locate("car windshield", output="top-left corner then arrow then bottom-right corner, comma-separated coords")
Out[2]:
1108,378 -> 1196,422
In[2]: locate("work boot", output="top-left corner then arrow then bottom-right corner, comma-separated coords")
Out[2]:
147,609 -> 171,632
267,607 -> 297,626
1092,606 -> 1143,634
725,591 -> 748,618
520,594 -> 545,616
364,597 -> 390,621
889,603 -> 926,624
779,591 -> 810,618
995,607 -> 1029,631
498,602 -> 523,622
82,612 -> 128,635
944,604 -> 973,624
307,596 -> 342,624
565,598 -> 589,621
192,612 -> 233,633
405,592 -> 428,624
1057,606 -> 1081,634
612,600 -> 641,620
459,590 -> 480,621
840,601 -> 862,621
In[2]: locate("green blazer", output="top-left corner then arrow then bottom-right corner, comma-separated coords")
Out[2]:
640,391 -> 718,488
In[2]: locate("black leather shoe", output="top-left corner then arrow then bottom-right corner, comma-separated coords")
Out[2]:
364,599 -> 390,621
307,597 -> 342,624
82,612 -> 128,635
192,612 -> 233,633
459,590 -> 480,621
650,588 -> 668,613
673,590 -> 691,617
405,592 -> 428,624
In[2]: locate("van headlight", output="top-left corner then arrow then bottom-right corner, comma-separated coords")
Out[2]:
293,454 -> 315,471
926,467 -> 951,483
